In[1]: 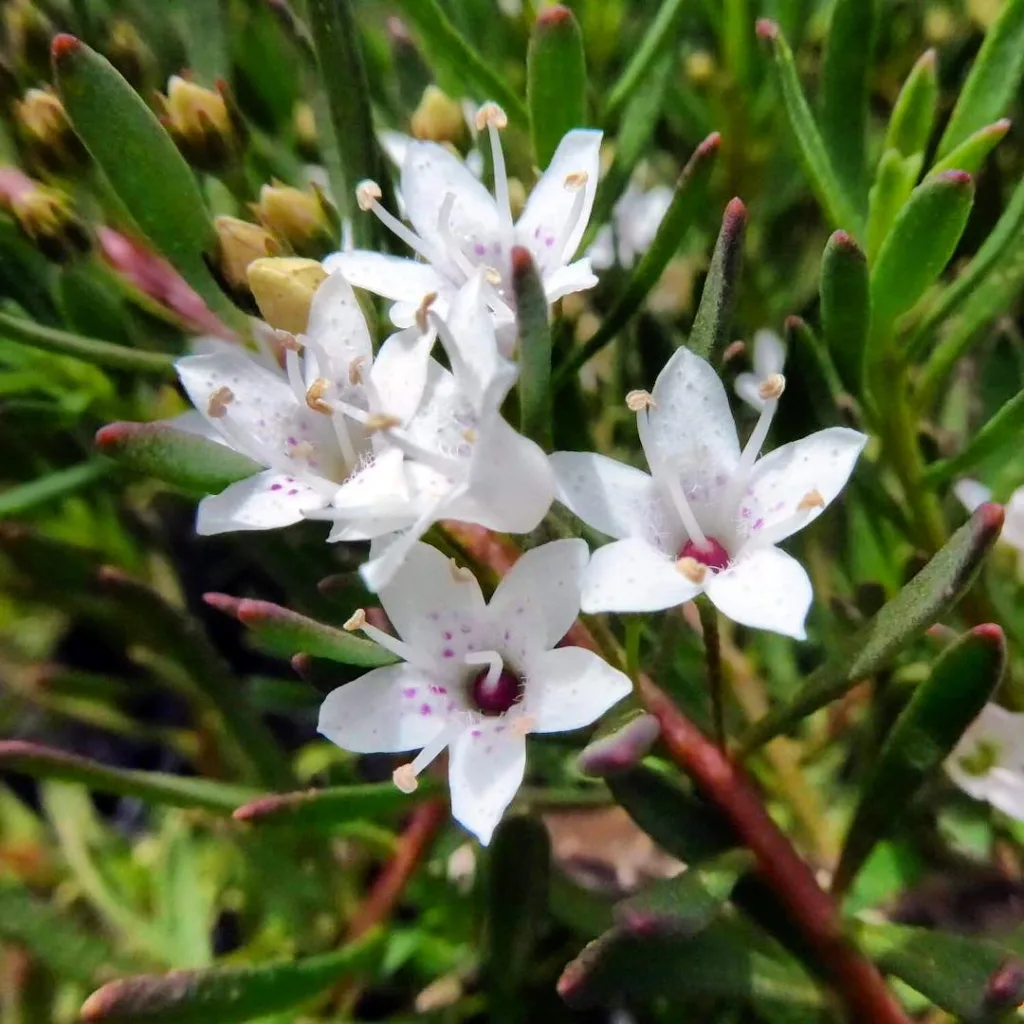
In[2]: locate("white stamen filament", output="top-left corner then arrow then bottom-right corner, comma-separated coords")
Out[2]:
330,411 -> 358,469
285,347 -> 306,405
358,185 -> 438,264
353,619 -> 437,671
393,719 -> 464,792
428,309 -> 476,401
378,427 -> 466,478
484,118 -> 514,237
722,393 -> 781,520
464,649 -> 503,690
554,174 -> 589,263
437,192 -> 479,279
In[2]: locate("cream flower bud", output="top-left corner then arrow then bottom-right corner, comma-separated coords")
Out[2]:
247,256 -> 328,334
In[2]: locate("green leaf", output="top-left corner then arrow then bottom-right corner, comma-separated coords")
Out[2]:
688,197 -> 747,362
95,421 -> 261,495
739,502 -> 1004,752
883,49 -> 938,160
388,0 -> 526,125
832,625 -> 1006,895
819,0 -> 879,208
232,782 -> 433,828
51,35 -> 235,324
79,931 -> 383,1023
930,119 -> 1010,179
867,170 -> 974,357
0,741 -> 258,813
0,310 -> 177,376
866,148 -> 922,263
512,246 -> 553,449
859,921 -> 1024,1021
820,230 -> 869,390
556,132 -> 720,385
756,19 -> 862,234
527,5 -> 587,169
203,593 -> 397,667
616,850 -> 754,937
935,0 -> 1024,160
0,460 -> 109,518
785,315 -> 847,416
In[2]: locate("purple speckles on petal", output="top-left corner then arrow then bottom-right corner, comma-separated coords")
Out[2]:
504,630 -> 510,641
288,488 -> 299,496
473,242 -> 486,256
741,507 -> 751,518
544,236 -> 554,247
420,704 -> 433,716
270,483 -> 283,491
533,226 -> 541,239
442,648 -> 454,659
287,436 -> 297,446
443,631 -> 453,641
428,611 -> 440,621
402,687 -> 418,698
754,518 -> 765,530
471,729 -> 482,738
460,623 -> 471,634
429,685 -> 447,695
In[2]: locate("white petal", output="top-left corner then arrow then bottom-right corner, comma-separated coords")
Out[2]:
706,547 -> 812,639
586,225 -> 616,270
948,704 -> 1024,819
753,329 -> 786,379
549,451 -> 665,545
543,258 -> 599,302
525,646 -> 632,734
305,271 -> 372,374
168,409 -> 227,443
488,539 -> 588,651
371,326 -> 435,423
953,478 -> 992,515
331,447 -> 410,514
581,538 -> 703,614
734,371 -> 765,411
443,273 -> 511,404
328,513 -> 418,543
448,722 -> 527,845
516,129 -> 602,273
1002,488 -> 1024,551
379,129 -> 411,168
324,250 -> 445,304
740,427 -> 867,547
196,470 -> 328,534
318,664 -> 452,754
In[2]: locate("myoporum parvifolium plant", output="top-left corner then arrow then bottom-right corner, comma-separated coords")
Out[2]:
2,0 -> 1024,1021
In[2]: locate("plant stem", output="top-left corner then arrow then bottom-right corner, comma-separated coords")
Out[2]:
696,596 -> 726,749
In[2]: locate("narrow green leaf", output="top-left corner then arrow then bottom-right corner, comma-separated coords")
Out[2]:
95,421 -> 260,495
0,741 -> 258,813
820,0 -> 879,208
785,315 -> 847,416
930,119 -> 1010,179
616,850 -> 754,937
884,49 -> 938,160
820,230 -> 869,389
739,502 -> 1004,752
866,148 -> 923,263
232,782 -> 433,828
860,921 -> 1024,1021
688,197 -> 747,362
925,388 -> 1024,485
388,0 -> 526,125
756,19 -> 862,234
51,35 -> 235,324
0,310 -> 177,376
203,592 -> 397,668
513,246 -> 553,449
527,5 -> 586,169
0,461 -> 109,518
604,0 -> 687,120
833,625 -> 1006,895
80,931 -> 383,1023
936,0 -> 1024,159
172,0 -> 227,86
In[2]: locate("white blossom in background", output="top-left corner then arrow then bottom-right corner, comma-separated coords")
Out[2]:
587,181 -> 673,271
734,329 -> 786,411
954,479 -> 1024,576
318,540 -> 632,844
325,102 -> 601,336
550,347 -> 866,639
946,703 -> 1024,820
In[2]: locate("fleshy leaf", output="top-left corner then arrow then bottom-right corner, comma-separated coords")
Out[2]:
820,230 -> 869,390
929,119 -> 1010,179
866,147 -> 922,262
883,49 -> 938,161
924,388 -> 1024,484
512,246 -> 552,449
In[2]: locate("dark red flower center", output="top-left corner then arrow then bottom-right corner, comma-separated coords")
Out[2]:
471,668 -> 523,715
679,536 -> 731,572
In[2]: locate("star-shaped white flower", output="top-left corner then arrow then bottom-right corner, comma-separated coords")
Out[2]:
549,347 -> 867,638
734,329 -> 786,411
955,479 -> 1024,576
946,703 -> 1024,821
325,102 -> 601,335
318,540 -> 632,844
174,272 -> 421,537
587,180 -> 673,271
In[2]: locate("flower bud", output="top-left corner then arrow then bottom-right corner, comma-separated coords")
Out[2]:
157,75 -> 246,175
247,256 -> 327,334
410,85 -> 466,144
254,182 -> 338,259
293,101 -> 319,161
105,19 -> 156,91
14,88 -> 89,176
9,183 -> 90,263
211,216 -> 283,310
2,0 -> 53,78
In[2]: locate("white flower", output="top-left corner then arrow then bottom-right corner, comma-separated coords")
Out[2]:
340,274 -> 556,591
317,540 -> 632,845
587,181 -> 673,271
734,329 -> 786,411
946,703 -> 1024,820
325,103 -> 601,335
954,479 -> 1024,576
174,273 -> 422,537
549,347 -> 866,639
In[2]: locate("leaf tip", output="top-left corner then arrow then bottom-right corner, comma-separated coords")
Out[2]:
755,18 -> 780,42
578,715 -> 660,777
984,958 -> 1024,1013
511,244 -> 535,279
94,421 -> 133,453
51,33 -> 82,63
974,500 -> 1005,536
80,982 -> 119,1022
535,3 -> 575,29
935,169 -> 974,188
203,591 -> 242,617
970,622 -> 1006,648
828,229 -> 866,257
697,131 -> 722,159
918,48 -> 938,70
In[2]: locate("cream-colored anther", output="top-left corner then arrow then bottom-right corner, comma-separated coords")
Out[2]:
797,488 -> 825,512
758,373 -> 786,401
474,102 -> 508,131
415,291 -> 438,333
355,179 -> 382,211
676,557 -> 707,584
392,764 -> 419,794
207,386 -> 234,418
510,714 -> 536,738
365,412 -> 402,434
343,608 -> 367,632
625,389 -> 655,412
564,171 -> 589,191
462,427 -> 478,444
291,440 -> 315,460
348,356 -> 366,386
305,377 -> 332,415
278,332 -> 303,352
449,559 -> 475,583
484,266 -> 502,286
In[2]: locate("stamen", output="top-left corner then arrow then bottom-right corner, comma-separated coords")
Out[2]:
676,557 -> 708,584
348,356 -> 366,386
449,558 -> 474,583
393,719 -> 465,792
207,386 -> 234,418
510,714 -> 537,738
393,764 -> 418,794
415,292 -> 438,333
331,411 -> 358,469
723,383 -> 784,518
758,373 -> 786,401
464,649 -> 503,691
306,378 -> 332,415
437,192 -> 479,278
365,412 -> 403,434
345,608 -> 435,669
427,308 -> 474,397
477,102 -> 513,235
380,426 -> 465,478
483,267 -> 502,286
285,347 -> 306,405
798,488 -> 825,511
553,172 -> 588,263
355,179 -> 437,262
625,389 -> 655,412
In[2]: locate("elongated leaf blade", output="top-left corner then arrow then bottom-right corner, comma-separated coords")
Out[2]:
884,49 -> 938,159
513,246 -> 553,448
233,782 -> 433,827
0,461 -> 109,518
820,230 -> 869,390
866,148 -> 922,262
925,388 -> 1024,484
930,119 -> 1010,179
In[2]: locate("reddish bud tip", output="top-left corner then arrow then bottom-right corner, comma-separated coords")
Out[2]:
51,33 -> 82,61
724,196 -> 747,220
971,622 -> 1006,645
535,3 -> 574,28
936,169 -> 973,186
784,314 -> 805,332
990,118 -> 1012,135
975,501 -> 1005,534
918,48 -> 938,69
828,230 -> 867,259
291,653 -> 313,679
202,591 -> 242,616
94,422 -> 127,450
511,244 -> 535,277
232,789 -> 312,822
697,131 -> 722,157
984,958 -> 1024,1012
96,565 -> 129,585
755,18 -> 779,41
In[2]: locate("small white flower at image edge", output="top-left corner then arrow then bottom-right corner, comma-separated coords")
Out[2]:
946,703 -> 1024,821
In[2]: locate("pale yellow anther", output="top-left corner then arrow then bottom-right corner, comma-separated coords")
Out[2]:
348,356 -> 366,386
564,171 -> 589,191
462,427 -> 478,444
305,377 -> 332,415
625,389 -> 655,412
343,608 -> 367,632
484,266 -> 502,286
449,558 -> 475,583
291,439 -> 315,460
207,386 -> 234,418
797,488 -> 825,512
415,291 -> 438,333
355,179 -> 382,211
279,332 -> 303,352
510,714 -> 537,738
365,412 -> 402,434
758,373 -> 786,401
474,102 -> 508,132
676,557 -> 707,584
392,763 -> 419,794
